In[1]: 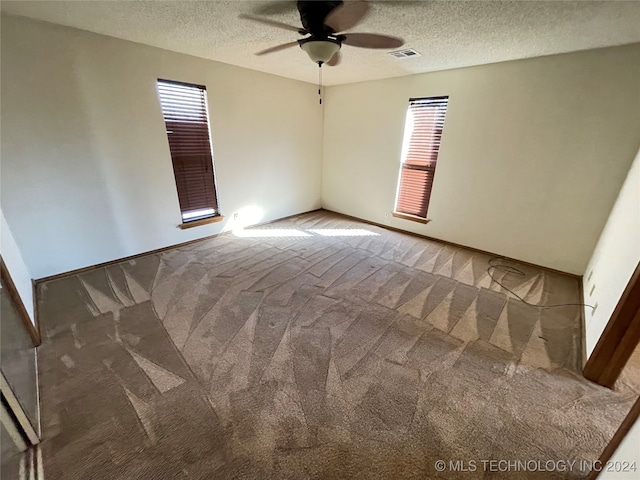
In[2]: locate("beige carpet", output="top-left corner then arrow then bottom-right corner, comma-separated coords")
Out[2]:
37,210 -> 636,479
617,342 -> 640,395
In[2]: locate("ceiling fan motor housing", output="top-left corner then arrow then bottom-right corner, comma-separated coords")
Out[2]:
297,1 -> 343,35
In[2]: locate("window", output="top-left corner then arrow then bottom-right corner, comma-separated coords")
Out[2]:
157,79 -> 220,226
394,96 -> 449,223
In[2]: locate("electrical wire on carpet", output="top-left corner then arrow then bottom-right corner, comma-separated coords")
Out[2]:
487,257 -> 595,310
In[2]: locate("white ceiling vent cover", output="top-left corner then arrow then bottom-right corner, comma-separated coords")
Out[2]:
388,49 -> 422,59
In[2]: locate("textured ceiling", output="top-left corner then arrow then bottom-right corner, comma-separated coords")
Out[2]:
2,1 -> 640,86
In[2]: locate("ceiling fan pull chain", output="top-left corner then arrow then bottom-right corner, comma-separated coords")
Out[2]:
318,63 -> 323,105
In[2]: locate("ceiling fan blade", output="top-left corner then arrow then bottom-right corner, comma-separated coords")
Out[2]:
239,14 -> 305,33
342,33 -> 404,49
255,41 -> 300,56
252,1 -> 297,16
324,1 -> 370,33
327,51 -> 342,66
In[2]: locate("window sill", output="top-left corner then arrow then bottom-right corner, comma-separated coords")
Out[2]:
392,212 -> 430,224
179,215 -> 224,230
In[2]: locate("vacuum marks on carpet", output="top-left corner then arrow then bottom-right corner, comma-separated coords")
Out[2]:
37,212 -> 634,479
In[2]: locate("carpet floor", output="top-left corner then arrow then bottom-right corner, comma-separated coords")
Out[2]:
37,211 -> 637,479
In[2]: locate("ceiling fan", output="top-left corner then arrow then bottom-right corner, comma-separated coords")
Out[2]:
240,1 -> 404,67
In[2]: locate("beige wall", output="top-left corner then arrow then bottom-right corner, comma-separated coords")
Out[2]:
1,16 -> 323,279
322,45 -> 640,275
2,15 -> 639,279
583,148 -> 640,358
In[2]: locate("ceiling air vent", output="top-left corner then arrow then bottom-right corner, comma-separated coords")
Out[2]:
388,48 -> 421,59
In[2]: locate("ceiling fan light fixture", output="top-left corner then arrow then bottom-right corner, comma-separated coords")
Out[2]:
299,38 -> 341,64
